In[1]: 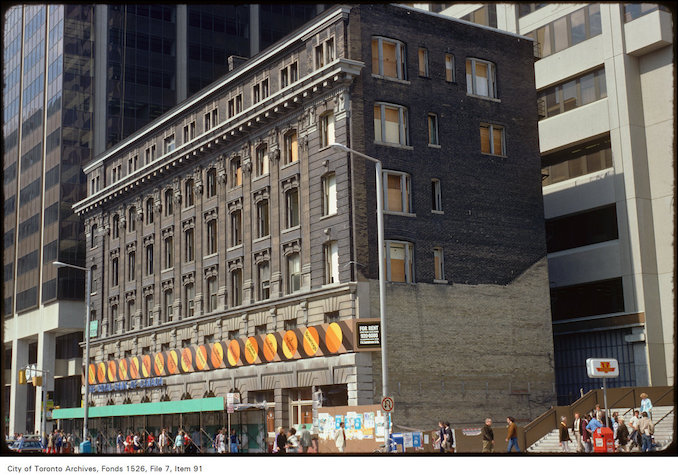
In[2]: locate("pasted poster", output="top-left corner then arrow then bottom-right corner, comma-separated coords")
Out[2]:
375,411 -> 385,442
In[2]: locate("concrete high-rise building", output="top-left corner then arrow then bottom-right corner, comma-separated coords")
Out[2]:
410,3 -> 675,403
2,3 -> 325,437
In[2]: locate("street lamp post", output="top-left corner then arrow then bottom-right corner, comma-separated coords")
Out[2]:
329,143 -> 390,446
53,261 -> 91,443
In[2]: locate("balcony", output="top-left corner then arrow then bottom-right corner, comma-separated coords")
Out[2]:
624,9 -> 673,56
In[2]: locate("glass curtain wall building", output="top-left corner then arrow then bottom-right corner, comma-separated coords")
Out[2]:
3,3 -> 324,437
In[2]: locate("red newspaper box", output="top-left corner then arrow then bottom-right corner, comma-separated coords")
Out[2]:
592,427 -> 614,453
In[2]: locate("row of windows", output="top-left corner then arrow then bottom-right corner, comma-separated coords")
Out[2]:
371,37 -> 498,101
546,204 -> 618,254
538,68 -> 606,119
623,4 -> 670,23
104,239 -> 448,334
527,5 -> 601,59
541,137 -> 612,186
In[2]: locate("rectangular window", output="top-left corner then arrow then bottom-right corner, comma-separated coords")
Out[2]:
206,169 -> 217,198
256,200 -> 270,238
231,269 -> 242,306
185,228 -> 194,262
228,99 -> 235,118
322,173 -> 337,216
231,210 -> 242,247
255,145 -> 269,176
185,283 -> 195,317
284,131 -> 298,165
206,220 -> 217,255
290,62 -> 298,82
212,109 -> 218,127
207,276 -> 217,312
428,113 -> 439,145
324,241 -> 339,285
541,137 -> 612,186
253,83 -> 260,103
319,112 -> 335,149
128,251 -> 136,281
418,48 -> 429,77
383,171 -> 411,213
258,261 -> 270,301
204,112 -> 211,131
285,188 -> 300,228
287,253 -> 301,294
528,5 -> 602,58
433,247 -> 444,281
235,95 -> 243,114
144,294 -> 154,327
315,44 -> 324,69
163,134 -> 175,154
374,103 -> 408,146
280,68 -> 288,88
466,58 -> 497,98
261,79 -> 269,99
480,123 -> 505,156
431,179 -> 442,212
371,37 -> 406,80
164,289 -> 173,322
164,236 -> 173,268
146,244 -> 154,275
111,257 -> 119,286
230,157 -> 242,188
546,205 -> 618,253
386,241 -> 414,283
551,278 -> 624,320
538,69 -> 606,119
445,54 -> 455,82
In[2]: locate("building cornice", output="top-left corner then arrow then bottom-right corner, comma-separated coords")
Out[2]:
83,5 -> 352,175
74,58 -> 363,216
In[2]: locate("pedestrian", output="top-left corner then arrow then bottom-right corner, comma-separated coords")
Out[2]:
230,428 -> 239,453
334,421 -> 347,453
299,427 -> 312,453
47,431 -> 54,454
96,432 -> 103,454
133,432 -> 141,453
287,427 -> 299,453
505,416 -> 519,452
582,415 -> 593,453
124,432 -> 133,453
615,416 -> 629,452
586,413 -> 603,436
158,428 -> 168,454
437,421 -> 446,453
559,416 -> 572,452
594,404 -> 602,421
628,410 -> 641,450
480,418 -> 494,453
174,430 -> 184,454
215,429 -> 226,454
444,422 -> 454,453
638,412 -> 654,452
274,427 -> 287,454
640,393 -> 653,420
17,433 -> 25,453
55,431 -> 63,453
116,431 -> 124,454
611,411 -> 619,439
572,412 -> 584,452
147,432 -> 156,453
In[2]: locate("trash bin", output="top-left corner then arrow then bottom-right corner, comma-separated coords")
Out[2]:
592,427 -> 614,453
79,440 -> 92,454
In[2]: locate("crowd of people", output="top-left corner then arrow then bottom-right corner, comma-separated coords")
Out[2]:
434,392 -> 658,454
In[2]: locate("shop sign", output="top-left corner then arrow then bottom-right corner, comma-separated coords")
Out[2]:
355,320 -> 381,351
227,392 -> 240,413
87,320 -> 356,385
89,377 -> 164,393
89,320 -> 98,338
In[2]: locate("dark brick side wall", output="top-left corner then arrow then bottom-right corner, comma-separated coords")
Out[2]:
349,4 -> 546,286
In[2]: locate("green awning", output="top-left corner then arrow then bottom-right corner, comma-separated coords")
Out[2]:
52,397 -> 224,420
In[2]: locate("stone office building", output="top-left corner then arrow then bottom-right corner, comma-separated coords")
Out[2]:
66,4 -> 555,442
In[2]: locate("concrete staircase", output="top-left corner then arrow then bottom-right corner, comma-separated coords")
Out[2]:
527,406 -> 674,453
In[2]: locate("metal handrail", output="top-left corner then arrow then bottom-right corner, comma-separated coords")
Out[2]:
654,407 -> 674,427
607,388 -> 636,414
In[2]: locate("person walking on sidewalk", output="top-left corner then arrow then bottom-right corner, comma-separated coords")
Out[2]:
505,417 -> 520,452
335,421 -> 347,453
572,413 -> 585,452
481,418 -> 494,453
559,416 -> 572,452
640,393 -> 653,420
638,412 -> 654,452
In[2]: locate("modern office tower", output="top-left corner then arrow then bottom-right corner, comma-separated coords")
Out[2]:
63,4 -> 554,444
3,4 -> 324,437
412,3 -> 675,403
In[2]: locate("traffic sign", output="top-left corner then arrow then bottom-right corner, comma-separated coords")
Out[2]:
381,396 -> 394,412
586,358 -> 619,378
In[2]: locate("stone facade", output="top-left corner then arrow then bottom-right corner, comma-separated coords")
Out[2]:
74,4 -> 555,431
